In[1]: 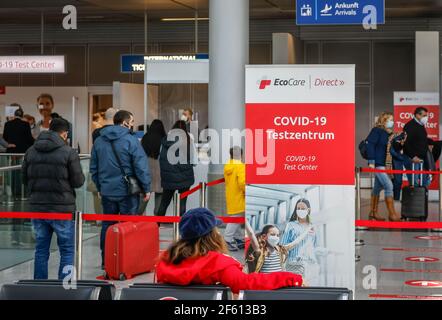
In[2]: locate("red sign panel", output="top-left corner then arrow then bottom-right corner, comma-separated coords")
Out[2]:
245,103 -> 355,185
0,86 -> 5,95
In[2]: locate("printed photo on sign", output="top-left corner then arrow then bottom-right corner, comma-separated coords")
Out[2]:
244,184 -> 354,289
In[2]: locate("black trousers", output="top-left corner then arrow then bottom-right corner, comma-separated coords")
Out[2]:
156,188 -> 190,216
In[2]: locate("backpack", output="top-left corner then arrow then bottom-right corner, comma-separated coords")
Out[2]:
359,139 -> 369,160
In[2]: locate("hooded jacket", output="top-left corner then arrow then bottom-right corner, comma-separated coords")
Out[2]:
90,125 -> 151,197
224,159 -> 245,215
156,251 -> 303,294
22,130 -> 85,213
159,137 -> 195,190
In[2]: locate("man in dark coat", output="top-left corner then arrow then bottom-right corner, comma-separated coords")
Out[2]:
3,107 -> 34,153
403,107 -> 435,187
22,118 -> 85,280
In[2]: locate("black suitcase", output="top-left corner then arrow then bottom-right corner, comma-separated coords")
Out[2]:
401,163 -> 428,221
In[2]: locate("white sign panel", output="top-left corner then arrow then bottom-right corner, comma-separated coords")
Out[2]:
246,65 -> 355,104
0,56 -> 65,73
393,91 -> 439,106
144,59 -> 209,84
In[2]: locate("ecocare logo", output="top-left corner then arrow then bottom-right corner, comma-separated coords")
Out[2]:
259,79 -> 272,90
257,76 -> 307,90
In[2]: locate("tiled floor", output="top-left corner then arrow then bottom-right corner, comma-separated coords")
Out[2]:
356,190 -> 442,300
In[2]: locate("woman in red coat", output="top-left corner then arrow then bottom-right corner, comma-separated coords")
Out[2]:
156,208 -> 303,294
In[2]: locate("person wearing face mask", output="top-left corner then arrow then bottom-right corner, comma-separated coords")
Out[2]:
180,108 -> 193,132
156,208 -> 304,295
403,107 -> 435,188
21,118 -> 85,279
280,199 -> 325,286
35,93 -> 55,135
366,112 -> 401,221
245,221 -> 309,274
90,110 -> 152,269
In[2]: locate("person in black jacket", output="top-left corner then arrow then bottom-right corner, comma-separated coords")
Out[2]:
3,106 -> 34,153
157,120 -> 196,216
403,107 -> 434,187
3,106 -> 34,200
22,118 -> 85,280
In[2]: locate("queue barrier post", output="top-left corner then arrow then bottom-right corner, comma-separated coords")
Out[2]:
173,191 -> 180,242
73,211 -> 83,281
200,182 -> 207,208
355,167 -> 365,247
355,167 -> 368,232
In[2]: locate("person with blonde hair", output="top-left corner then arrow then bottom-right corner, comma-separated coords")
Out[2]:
366,112 -> 401,221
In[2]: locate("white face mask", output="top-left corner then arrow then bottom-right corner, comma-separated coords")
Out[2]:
420,116 -> 428,126
267,235 -> 279,247
297,209 -> 309,219
386,120 -> 394,129
181,114 -> 188,121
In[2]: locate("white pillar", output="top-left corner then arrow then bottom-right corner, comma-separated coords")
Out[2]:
272,33 -> 295,64
415,31 -> 440,92
209,0 -> 249,173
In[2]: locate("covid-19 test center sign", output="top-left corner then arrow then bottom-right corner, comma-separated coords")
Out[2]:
245,65 -> 355,290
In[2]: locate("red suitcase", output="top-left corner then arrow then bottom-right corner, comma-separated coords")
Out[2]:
105,221 -> 159,280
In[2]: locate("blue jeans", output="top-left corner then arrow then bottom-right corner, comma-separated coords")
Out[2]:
100,195 -> 140,265
372,166 -> 394,198
403,156 -> 430,187
32,219 -> 75,280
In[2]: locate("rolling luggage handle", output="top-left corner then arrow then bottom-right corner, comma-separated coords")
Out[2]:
411,162 -> 424,187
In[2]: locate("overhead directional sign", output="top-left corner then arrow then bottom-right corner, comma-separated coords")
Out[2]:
405,256 -> 440,263
121,53 -> 209,73
405,280 -> 442,288
296,0 -> 385,25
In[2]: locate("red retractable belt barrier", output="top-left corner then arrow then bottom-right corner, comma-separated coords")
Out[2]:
207,178 -> 225,187
0,211 -> 245,224
180,184 -> 202,200
356,220 -> 442,229
360,168 -> 442,175
0,212 -> 72,220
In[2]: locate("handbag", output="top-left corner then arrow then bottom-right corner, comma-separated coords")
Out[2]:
110,140 -> 143,195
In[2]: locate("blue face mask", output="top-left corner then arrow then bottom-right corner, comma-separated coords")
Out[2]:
386,120 -> 394,129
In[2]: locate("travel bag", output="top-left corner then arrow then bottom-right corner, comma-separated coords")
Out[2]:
105,221 -> 159,280
401,162 -> 428,221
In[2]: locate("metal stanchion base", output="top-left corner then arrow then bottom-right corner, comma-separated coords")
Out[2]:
355,239 -> 365,246
355,255 -> 361,262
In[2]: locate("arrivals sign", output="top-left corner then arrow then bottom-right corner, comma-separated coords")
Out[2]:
245,65 -> 355,185
0,56 -> 65,73
296,0 -> 385,25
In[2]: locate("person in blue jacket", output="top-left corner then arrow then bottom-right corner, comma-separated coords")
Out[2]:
90,110 -> 151,268
389,132 -> 407,202
366,112 -> 401,222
